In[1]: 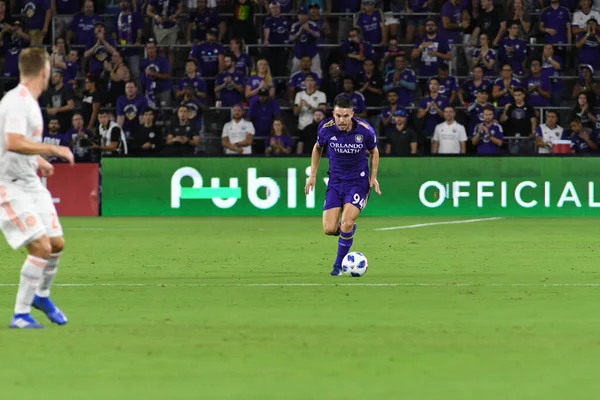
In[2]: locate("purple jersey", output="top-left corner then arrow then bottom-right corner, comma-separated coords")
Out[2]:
268,135 -> 294,151
116,11 -> 143,57
498,38 -> 527,75
178,73 -> 206,95
247,97 -> 281,137
149,0 -> 181,29
23,0 -> 50,30
542,56 -> 563,92
380,104 -> 400,121
409,0 -> 430,12
4,33 -> 27,77
234,53 -> 251,77
42,131 -> 70,147
289,70 -> 322,92
541,6 -> 571,44
462,79 -> 493,103
475,122 -> 504,154
576,33 -> 600,70
493,77 -> 522,107
414,35 -> 451,77
189,8 -> 221,42
55,0 -> 80,14
384,69 -> 417,106
246,75 -> 273,101
290,20 -> 319,59
524,75 -> 551,107
69,13 -> 103,47
141,55 -> 172,92
340,40 -> 375,77
181,98 -> 205,129
440,0 -> 465,44
87,37 -> 117,77
189,42 -> 225,77
317,117 -> 377,182
472,48 -> 496,77
419,95 -> 450,136
431,76 -> 458,99
116,94 -> 148,137
356,10 -> 384,45
571,131 -> 597,153
334,92 -> 366,114
64,61 -> 78,88
264,16 -> 291,45
466,102 -> 495,136
215,71 -> 244,106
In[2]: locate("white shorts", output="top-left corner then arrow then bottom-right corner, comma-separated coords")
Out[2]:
0,182 -> 63,250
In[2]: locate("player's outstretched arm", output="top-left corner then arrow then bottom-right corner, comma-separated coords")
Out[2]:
369,146 -> 381,195
6,134 -> 74,164
305,143 -> 322,194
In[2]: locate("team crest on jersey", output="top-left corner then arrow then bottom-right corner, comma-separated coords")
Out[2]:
24,2 -> 36,17
355,134 -> 363,143
124,104 -> 138,120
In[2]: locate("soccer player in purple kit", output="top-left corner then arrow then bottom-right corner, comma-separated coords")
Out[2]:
304,97 -> 381,276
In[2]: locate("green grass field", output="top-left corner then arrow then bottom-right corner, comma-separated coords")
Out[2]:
1,216 -> 600,399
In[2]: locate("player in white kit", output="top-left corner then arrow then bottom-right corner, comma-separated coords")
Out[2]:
0,48 -> 74,329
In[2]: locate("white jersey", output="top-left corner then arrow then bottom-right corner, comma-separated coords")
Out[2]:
222,119 -> 255,155
0,84 -> 44,185
295,90 -> 327,130
432,121 -> 467,154
572,9 -> 600,28
536,123 -> 564,154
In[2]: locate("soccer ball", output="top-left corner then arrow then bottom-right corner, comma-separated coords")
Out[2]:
342,252 -> 368,277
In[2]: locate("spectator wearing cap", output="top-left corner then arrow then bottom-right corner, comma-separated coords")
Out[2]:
103,51 -> 131,107
574,64 -> 600,105
3,20 -> 29,80
180,86 -> 207,138
189,26 -> 225,79
380,91 -> 400,129
133,108 -> 164,156
296,108 -> 325,155
498,20 -> 527,77
472,105 -> 504,155
356,0 -> 386,50
340,27 -> 375,79
114,0 -> 143,82
67,0 -> 103,47
83,21 -> 118,77
573,0 -> 600,35
294,75 -> 327,130
465,87 -> 494,137
23,0 -> 50,45
334,77 -> 367,118
117,80 -> 149,139
141,39 -> 172,108
264,1 -> 291,92
383,54 -> 416,107
569,116 -> 598,154
245,58 -> 275,100
426,63 -> 458,104
524,59 -> 551,109
321,62 -> 343,107
492,64 -> 522,108
290,6 -> 322,75
542,44 -> 564,107
411,18 -> 452,81
53,0 -> 82,39
176,59 -> 207,100
231,0 -> 258,57
229,38 -> 251,77
265,118 -> 293,156
222,104 -> 255,155
42,70 -> 75,134
417,77 -> 450,138
163,104 -> 200,157
358,58 -> 384,136
459,66 -> 493,105
247,87 -> 281,153
187,0 -> 225,44
215,53 -> 245,107
471,33 -> 496,77
385,109 -> 418,156
147,0 -> 182,52
78,75 -> 102,131
405,0 -> 429,44
288,56 -> 321,103
575,18 -> 600,71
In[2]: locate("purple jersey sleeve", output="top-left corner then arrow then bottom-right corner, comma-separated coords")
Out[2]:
317,119 -> 330,147
116,96 -> 125,117
365,123 -> 377,151
536,125 -> 543,137
418,97 -> 428,110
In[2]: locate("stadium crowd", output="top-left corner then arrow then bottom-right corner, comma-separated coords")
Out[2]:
3,0 -> 600,158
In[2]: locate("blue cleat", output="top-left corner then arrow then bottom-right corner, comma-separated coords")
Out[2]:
32,296 -> 68,325
9,313 -> 44,329
329,265 -> 343,276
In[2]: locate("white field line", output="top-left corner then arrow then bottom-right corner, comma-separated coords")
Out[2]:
0,282 -> 597,288
374,217 -> 504,231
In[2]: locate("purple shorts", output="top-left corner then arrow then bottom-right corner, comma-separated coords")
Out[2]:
323,180 -> 370,211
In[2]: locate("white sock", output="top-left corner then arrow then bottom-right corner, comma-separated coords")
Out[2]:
36,252 -> 60,298
14,255 -> 47,314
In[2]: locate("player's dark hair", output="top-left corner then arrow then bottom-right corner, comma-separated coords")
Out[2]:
483,105 -> 495,113
334,96 -> 353,109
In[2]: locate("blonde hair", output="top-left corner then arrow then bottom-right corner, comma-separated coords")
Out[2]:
256,59 -> 273,87
19,47 -> 49,78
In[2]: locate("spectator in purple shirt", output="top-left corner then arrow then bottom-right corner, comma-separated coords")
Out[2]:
459,65 -> 493,104
471,33 -> 496,77
290,7 -> 321,75
245,58 -> 275,100
43,117 -> 70,163
383,54 -> 417,107
114,0 -> 143,81
492,64 -> 522,107
356,0 -> 386,48
117,81 -> 149,139
23,0 -> 50,45
334,77 -> 367,118
83,21 -> 118,78
541,0 -> 572,55
229,38 -> 251,77
247,87 -> 281,153
427,63 -> 458,104
265,118 -> 293,156
180,86 -> 207,133
147,0 -> 182,67
569,116 -> 598,153
340,27 -> 376,78
186,0 -> 225,44
288,56 -> 322,102
380,91 -> 401,129
466,88 -> 495,136
417,77 -> 450,137
215,53 -> 245,107
3,20 -> 30,79
498,21 -> 527,76
176,58 -> 206,100
440,0 -> 469,46
141,39 -> 172,107
67,0 -> 103,47
472,105 -> 504,154
411,17 -> 452,80
189,27 -> 225,79
542,43 -> 564,107
264,1 -> 291,91
52,0 -> 82,39
575,18 -> 600,71
524,60 -> 551,108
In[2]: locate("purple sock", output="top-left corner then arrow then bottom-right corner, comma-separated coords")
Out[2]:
334,230 -> 354,266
